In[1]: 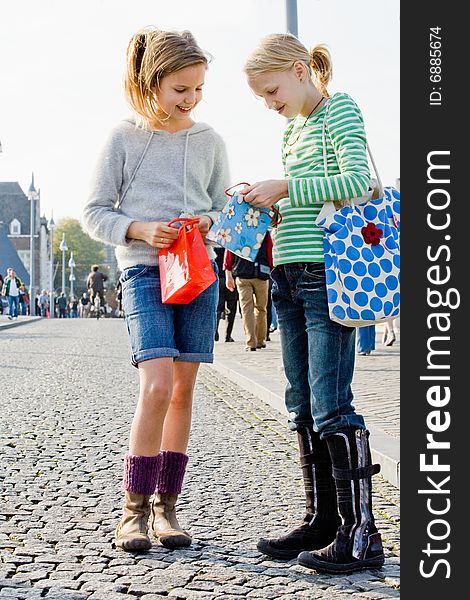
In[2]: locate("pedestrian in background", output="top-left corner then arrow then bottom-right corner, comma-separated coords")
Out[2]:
213,246 -> 237,343
382,318 -> 396,347
82,27 -> 229,553
357,325 -> 376,356
0,273 -> 4,315
69,297 -> 79,318
266,278 -> 278,341
79,292 -> 90,318
34,294 -> 40,316
115,279 -> 124,318
39,290 -> 49,317
224,232 -> 273,351
57,292 -> 67,318
2,268 -> 21,320
18,284 -> 29,316
86,265 -> 108,307
242,34 -> 384,573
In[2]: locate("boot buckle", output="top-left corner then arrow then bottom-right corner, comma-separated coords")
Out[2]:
332,464 -> 380,480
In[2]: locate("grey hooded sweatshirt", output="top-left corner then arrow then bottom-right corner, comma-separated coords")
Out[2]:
82,118 -> 230,270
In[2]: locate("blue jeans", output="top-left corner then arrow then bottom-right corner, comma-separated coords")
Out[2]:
8,295 -> 19,318
356,325 -> 376,353
271,262 -> 365,438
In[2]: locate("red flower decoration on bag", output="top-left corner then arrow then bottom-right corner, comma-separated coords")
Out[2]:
361,222 -> 383,246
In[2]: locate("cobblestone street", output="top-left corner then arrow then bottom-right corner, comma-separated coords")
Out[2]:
0,320 -> 400,599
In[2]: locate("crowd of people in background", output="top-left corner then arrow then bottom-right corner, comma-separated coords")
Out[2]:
0,246 -> 277,335
1,262 -> 397,355
0,265 -> 124,320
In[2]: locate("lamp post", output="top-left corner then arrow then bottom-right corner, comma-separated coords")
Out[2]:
68,252 -> 76,300
27,174 -> 39,310
285,0 -> 298,37
285,1 -> 298,128
48,214 -> 55,318
59,234 -> 68,295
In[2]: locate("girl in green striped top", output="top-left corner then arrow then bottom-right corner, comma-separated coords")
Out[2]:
242,34 -> 384,575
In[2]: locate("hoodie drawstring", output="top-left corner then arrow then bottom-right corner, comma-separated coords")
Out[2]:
183,130 -> 190,214
116,132 -> 154,211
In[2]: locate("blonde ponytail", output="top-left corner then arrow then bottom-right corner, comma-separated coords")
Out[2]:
309,45 -> 332,97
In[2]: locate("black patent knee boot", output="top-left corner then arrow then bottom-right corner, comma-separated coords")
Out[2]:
298,429 -> 385,573
257,426 -> 341,559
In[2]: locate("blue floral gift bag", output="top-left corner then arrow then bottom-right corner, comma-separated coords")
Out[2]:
207,184 -> 281,261
318,187 -> 400,327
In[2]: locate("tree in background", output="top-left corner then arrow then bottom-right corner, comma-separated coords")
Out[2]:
53,218 -> 105,297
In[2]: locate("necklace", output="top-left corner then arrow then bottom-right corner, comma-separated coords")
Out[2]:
284,96 -> 325,154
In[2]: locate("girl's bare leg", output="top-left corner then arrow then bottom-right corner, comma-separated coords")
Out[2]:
160,361 -> 200,453
129,357 -> 174,456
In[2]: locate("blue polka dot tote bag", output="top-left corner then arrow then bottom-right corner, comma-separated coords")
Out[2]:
319,187 -> 400,327
316,101 -> 400,327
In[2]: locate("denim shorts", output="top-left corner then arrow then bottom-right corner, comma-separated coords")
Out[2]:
121,263 -> 218,367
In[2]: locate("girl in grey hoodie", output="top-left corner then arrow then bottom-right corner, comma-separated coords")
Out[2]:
82,27 -> 230,552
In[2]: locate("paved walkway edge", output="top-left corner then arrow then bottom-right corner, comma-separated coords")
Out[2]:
209,357 -> 400,488
0,316 -> 42,331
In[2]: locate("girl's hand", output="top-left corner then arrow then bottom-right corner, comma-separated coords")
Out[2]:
192,215 -> 213,238
241,180 -> 288,208
225,271 -> 236,292
126,221 -> 179,248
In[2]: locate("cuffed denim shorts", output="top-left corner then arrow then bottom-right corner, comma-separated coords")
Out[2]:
120,263 -> 218,367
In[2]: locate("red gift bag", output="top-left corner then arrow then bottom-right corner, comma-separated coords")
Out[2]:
158,218 -> 217,304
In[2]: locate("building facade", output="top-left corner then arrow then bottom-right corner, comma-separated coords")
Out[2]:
0,177 -> 51,295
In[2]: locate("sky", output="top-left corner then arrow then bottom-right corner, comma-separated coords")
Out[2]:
0,0 -> 399,223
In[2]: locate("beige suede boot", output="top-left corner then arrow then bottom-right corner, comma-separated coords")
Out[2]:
150,493 -> 192,549
114,453 -> 160,551
114,492 -> 152,552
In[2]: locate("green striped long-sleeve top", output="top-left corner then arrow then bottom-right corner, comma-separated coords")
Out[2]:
272,92 -> 370,265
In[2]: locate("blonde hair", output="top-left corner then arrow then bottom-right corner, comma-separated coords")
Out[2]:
124,27 -> 209,127
244,33 -> 332,97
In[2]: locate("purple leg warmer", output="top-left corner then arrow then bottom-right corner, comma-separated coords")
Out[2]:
156,451 -> 189,494
123,453 -> 161,495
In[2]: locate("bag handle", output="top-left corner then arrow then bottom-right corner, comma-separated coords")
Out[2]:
224,182 -> 251,197
366,145 -> 383,196
322,99 -> 384,197
260,206 -> 283,226
224,182 -> 283,225
166,217 -> 201,230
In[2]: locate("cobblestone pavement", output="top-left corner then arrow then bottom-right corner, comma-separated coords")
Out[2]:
0,320 -> 400,599
214,317 -> 399,439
